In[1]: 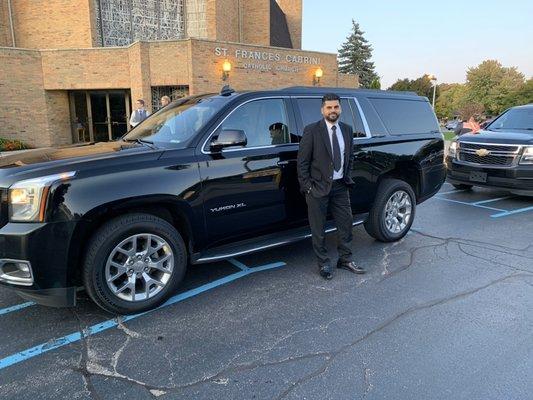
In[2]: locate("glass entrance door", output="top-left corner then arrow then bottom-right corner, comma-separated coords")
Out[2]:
109,92 -> 129,139
90,92 -> 110,142
69,90 -> 131,143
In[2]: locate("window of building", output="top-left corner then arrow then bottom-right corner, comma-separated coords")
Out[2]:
95,0 -> 187,47
151,85 -> 189,111
368,98 -> 439,135
216,99 -> 291,148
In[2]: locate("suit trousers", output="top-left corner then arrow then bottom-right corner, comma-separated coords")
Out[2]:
305,180 -> 353,267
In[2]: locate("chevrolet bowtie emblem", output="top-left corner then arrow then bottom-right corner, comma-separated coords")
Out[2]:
476,148 -> 490,157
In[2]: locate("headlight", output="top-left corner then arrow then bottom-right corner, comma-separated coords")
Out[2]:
9,172 -> 76,222
448,141 -> 459,159
520,146 -> 533,165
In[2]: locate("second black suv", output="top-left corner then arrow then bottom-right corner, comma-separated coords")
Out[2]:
0,86 -> 445,314
447,104 -> 533,195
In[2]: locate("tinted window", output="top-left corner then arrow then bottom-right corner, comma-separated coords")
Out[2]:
358,97 -> 387,136
348,99 -> 367,137
369,98 -> 439,135
217,98 -> 290,147
124,95 -> 227,147
296,98 -> 360,135
488,107 -> 533,131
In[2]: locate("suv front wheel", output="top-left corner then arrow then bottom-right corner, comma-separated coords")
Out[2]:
364,179 -> 416,242
83,213 -> 187,314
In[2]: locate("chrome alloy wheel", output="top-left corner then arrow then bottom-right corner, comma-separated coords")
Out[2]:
105,233 -> 174,302
384,190 -> 412,234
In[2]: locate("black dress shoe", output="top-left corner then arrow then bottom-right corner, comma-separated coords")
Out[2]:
337,260 -> 366,274
318,265 -> 333,280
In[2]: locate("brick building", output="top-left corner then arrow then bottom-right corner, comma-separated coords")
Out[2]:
0,0 -> 358,148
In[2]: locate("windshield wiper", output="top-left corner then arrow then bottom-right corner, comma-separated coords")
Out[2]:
125,138 -> 157,150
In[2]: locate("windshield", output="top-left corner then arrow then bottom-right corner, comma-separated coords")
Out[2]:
488,107 -> 533,131
123,95 -> 229,146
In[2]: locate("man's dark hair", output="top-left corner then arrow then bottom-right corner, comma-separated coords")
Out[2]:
321,93 -> 340,105
137,99 -> 145,106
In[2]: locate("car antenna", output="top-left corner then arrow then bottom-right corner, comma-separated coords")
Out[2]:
220,85 -> 235,96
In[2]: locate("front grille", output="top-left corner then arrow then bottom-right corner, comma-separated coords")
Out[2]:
461,142 -> 520,153
458,142 -> 522,167
460,153 -> 514,166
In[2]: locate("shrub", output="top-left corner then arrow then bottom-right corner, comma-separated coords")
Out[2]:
0,138 -> 31,152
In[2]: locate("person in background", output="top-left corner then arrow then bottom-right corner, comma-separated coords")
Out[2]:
161,96 -> 171,108
454,115 -> 481,136
129,99 -> 150,128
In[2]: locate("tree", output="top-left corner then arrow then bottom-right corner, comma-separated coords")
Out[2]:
369,77 -> 381,89
466,60 -> 526,115
515,78 -> 533,105
435,83 -> 468,119
388,74 -> 439,101
338,20 -> 378,88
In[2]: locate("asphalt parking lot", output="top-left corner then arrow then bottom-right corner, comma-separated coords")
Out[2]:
1,183 -> 532,400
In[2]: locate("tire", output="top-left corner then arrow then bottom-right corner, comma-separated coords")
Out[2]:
452,184 -> 473,190
364,179 -> 416,242
82,213 -> 187,314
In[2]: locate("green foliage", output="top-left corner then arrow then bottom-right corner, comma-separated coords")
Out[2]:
369,77 -> 381,89
435,83 -> 468,119
394,61 -> 531,120
388,75 -> 438,99
466,60 -> 526,115
0,138 -> 30,151
338,20 -> 378,88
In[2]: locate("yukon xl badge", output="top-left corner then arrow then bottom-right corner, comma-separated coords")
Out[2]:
210,203 -> 247,213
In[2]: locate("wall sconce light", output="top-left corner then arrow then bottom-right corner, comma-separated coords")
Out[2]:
313,67 -> 323,86
222,60 -> 232,81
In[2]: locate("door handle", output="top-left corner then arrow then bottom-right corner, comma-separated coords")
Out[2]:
277,160 -> 290,166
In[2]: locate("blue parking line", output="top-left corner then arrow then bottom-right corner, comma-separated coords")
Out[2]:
438,189 -> 467,195
0,301 -> 36,316
228,258 -> 251,271
472,196 -> 513,205
433,196 -> 507,212
491,205 -> 533,218
0,260 -> 286,370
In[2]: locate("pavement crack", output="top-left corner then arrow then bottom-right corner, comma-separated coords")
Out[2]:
71,309 -> 102,400
363,367 -> 374,398
275,273 -> 530,398
456,243 -> 532,273
69,314 -> 170,399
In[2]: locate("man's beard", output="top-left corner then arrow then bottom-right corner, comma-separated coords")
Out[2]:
326,113 -> 339,122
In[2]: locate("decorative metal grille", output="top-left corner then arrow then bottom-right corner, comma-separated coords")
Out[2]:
185,0 -> 207,38
95,0 -> 186,47
151,85 -> 189,111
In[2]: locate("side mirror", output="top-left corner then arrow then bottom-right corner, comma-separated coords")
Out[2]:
210,129 -> 247,152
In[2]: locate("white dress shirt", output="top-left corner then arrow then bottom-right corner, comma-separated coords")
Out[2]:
325,119 -> 344,180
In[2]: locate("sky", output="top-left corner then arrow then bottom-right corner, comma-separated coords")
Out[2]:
301,0 -> 533,88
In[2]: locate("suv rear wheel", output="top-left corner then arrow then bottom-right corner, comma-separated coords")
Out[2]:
83,213 -> 186,314
364,179 -> 416,242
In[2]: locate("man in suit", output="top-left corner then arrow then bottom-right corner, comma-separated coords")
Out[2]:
129,99 -> 150,128
297,93 -> 366,280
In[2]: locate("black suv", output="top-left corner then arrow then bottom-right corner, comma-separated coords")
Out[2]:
447,104 -> 533,195
0,87 -> 445,314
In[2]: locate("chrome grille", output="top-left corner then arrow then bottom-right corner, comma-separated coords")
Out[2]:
460,142 -> 520,153
458,142 -> 521,167
460,153 -> 514,166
